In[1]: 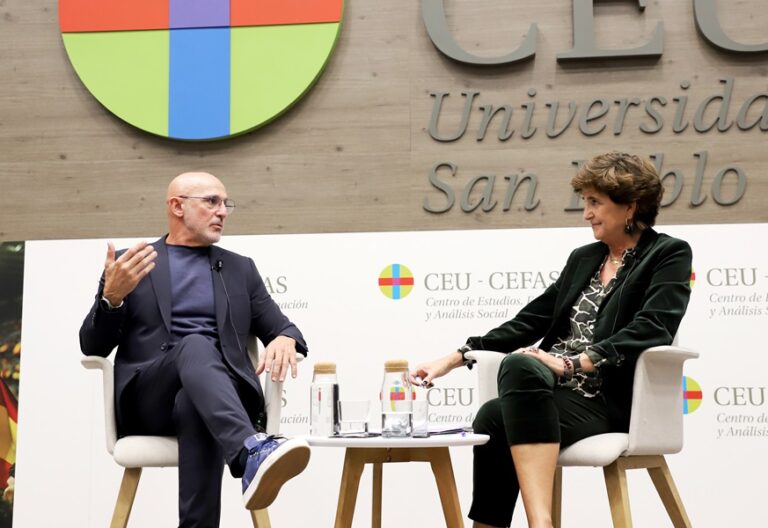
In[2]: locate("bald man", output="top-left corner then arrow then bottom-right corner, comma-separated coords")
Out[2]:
80,173 -> 310,527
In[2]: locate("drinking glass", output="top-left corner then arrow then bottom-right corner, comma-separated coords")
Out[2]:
337,400 -> 370,435
411,400 -> 429,438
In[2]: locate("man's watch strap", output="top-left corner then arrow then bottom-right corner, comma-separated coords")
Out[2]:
100,295 -> 124,311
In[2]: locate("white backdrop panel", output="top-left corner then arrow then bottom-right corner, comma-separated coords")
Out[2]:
13,224 -> 766,527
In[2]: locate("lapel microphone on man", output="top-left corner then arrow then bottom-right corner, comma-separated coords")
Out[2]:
212,258 -> 245,356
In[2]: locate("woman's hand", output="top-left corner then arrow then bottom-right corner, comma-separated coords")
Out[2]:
579,353 -> 595,373
410,351 -> 464,387
518,347 -> 566,377
518,348 -> 596,376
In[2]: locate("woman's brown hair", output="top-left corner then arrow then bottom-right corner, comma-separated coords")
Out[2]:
571,152 -> 663,230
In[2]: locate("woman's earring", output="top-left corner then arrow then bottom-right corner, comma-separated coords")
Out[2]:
624,218 -> 635,234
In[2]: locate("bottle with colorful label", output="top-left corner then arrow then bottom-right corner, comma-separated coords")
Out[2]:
381,359 -> 412,437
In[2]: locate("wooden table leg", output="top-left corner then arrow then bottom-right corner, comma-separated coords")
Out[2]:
335,449 -> 366,528
372,462 -> 383,528
330,445 -> 469,528
427,447 -> 464,528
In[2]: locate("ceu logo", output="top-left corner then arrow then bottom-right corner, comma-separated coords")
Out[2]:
59,0 -> 344,140
385,381 -> 415,411
683,376 -> 702,415
378,264 -> 415,300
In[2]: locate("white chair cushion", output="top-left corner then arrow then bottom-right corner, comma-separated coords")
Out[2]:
113,436 -> 179,468
557,433 -> 629,467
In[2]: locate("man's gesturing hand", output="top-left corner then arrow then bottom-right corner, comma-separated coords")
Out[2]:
256,335 -> 298,382
102,241 -> 157,306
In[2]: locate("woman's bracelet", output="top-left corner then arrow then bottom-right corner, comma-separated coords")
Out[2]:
572,355 -> 582,374
561,355 -> 574,380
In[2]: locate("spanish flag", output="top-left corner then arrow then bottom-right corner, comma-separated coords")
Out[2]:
0,379 -> 17,488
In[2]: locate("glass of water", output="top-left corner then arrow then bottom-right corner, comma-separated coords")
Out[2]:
337,400 -> 370,435
411,400 -> 429,437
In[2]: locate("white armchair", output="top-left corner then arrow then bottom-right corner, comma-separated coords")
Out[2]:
81,336 -> 299,528
467,346 -> 698,528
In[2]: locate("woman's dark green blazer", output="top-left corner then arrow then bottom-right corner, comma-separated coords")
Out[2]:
467,228 -> 693,432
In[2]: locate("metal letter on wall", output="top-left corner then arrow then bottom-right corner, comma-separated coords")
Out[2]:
693,0 -> 768,53
421,0 -> 537,65
557,0 -> 663,61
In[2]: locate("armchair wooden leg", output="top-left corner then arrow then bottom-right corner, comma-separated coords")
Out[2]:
646,456 -> 692,528
603,461 -> 632,528
250,509 -> 271,528
552,467 -> 562,528
111,467 -> 142,528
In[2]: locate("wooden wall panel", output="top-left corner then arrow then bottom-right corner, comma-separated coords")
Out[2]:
1,0 -> 767,241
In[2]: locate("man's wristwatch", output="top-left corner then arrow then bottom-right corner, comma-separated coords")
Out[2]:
457,344 -> 476,369
100,295 -> 124,312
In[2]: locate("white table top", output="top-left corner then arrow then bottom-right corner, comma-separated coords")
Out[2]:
305,432 -> 489,448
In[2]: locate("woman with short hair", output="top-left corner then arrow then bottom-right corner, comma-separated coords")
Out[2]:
411,152 -> 693,528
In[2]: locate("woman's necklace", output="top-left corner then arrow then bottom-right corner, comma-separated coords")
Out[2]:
609,254 -> 622,266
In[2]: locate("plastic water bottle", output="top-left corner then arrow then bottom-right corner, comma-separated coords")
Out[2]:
310,362 -> 339,437
381,359 -> 412,437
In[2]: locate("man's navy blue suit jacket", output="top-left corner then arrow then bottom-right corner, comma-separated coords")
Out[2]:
79,235 -> 307,434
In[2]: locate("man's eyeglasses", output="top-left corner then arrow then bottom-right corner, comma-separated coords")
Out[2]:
177,195 -> 236,213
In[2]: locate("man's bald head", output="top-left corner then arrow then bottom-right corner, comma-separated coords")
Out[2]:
166,172 -> 224,202
165,172 -> 229,247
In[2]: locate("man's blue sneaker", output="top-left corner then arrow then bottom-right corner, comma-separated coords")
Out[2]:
241,434 -> 310,510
